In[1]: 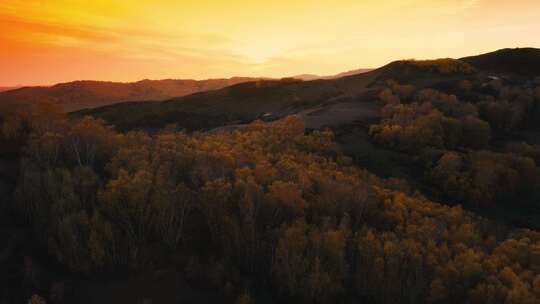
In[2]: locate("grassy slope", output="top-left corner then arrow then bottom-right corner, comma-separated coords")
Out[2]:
75,60 -> 474,132
461,47 -> 540,78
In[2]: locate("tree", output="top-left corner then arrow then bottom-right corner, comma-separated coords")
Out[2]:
236,291 -> 253,304
67,116 -> 118,169
428,152 -> 469,201
460,116 -> 491,149
9,113 -> 540,303
379,88 -> 400,105
29,295 -> 46,304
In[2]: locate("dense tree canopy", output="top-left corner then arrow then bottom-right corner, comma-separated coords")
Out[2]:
369,80 -> 540,209
5,105 -> 540,303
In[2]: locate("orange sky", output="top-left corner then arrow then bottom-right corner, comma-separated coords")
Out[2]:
1,0 -> 539,86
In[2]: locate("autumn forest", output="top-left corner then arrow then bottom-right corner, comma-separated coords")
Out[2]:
2,50 -> 540,303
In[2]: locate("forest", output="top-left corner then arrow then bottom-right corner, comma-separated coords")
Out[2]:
3,88 -> 540,303
369,76 -> 540,214
2,0 -> 540,300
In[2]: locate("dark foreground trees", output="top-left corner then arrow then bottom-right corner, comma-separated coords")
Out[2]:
5,108 -> 540,303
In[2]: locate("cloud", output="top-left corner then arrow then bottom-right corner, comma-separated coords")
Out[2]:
0,9 -> 241,66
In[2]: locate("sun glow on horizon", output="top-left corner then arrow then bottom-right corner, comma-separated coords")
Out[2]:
0,0 -> 539,86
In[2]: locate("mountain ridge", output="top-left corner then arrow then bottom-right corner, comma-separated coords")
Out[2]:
0,70 -> 373,112
292,68 -> 373,80
0,77 -> 267,112
0,86 -> 21,92
460,47 -> 540,78
3,48 -> 539,114
74,47 -> 540,132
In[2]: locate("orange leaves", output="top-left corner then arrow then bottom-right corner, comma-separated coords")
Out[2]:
253,160 -> 278,185
371,85 -> 490,153
102,168 -> 153,208
273,220 -> 349,301
533,275 -> 540,296
13,111 -> 540,303
428,150 -> 539,206
297,129 -> 335,153
268,181 -> 306,216
29,295 -> 47,304
278,115 -> 305,140
398,59 -> 476,75
379,88 -> 400,105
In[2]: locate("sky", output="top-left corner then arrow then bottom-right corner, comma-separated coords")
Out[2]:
0,0 -> 539,86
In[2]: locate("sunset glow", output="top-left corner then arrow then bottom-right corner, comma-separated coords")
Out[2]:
1,0 -> 539,86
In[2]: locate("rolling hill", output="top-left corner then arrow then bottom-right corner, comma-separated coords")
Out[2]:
4,48 -> 540,304
461,47 -> 540,78
0,86 -> 21,92
9,48 -> 540,131
0,69 -> 374,112
75,57 -> 477,131
292,68 -> 373,80
74,72 -> 383,131
8,47 -> 540,115
0,77 -> 263,112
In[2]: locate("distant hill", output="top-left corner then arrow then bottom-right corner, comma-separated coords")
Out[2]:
74,76 -> 376,131
0,69 -> 370,113
461,48 -> 540,78
8,47 -> 540,119
0,86 -> 21,92
0,78 -> 263,112
292,68 -> 373,80
76,57 -> 476,132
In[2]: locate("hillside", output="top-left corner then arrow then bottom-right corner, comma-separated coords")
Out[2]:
74,76 -> 374,131
14,46 -> 540,115
5,111 -> 540,304
461,47 -> 540,78
75,49 -> 540,228
0,77 -> 262,112
0,86 -> 21,92
76,58 -> 476,131
4,48 -> 540,304
292,68 -> 373,80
